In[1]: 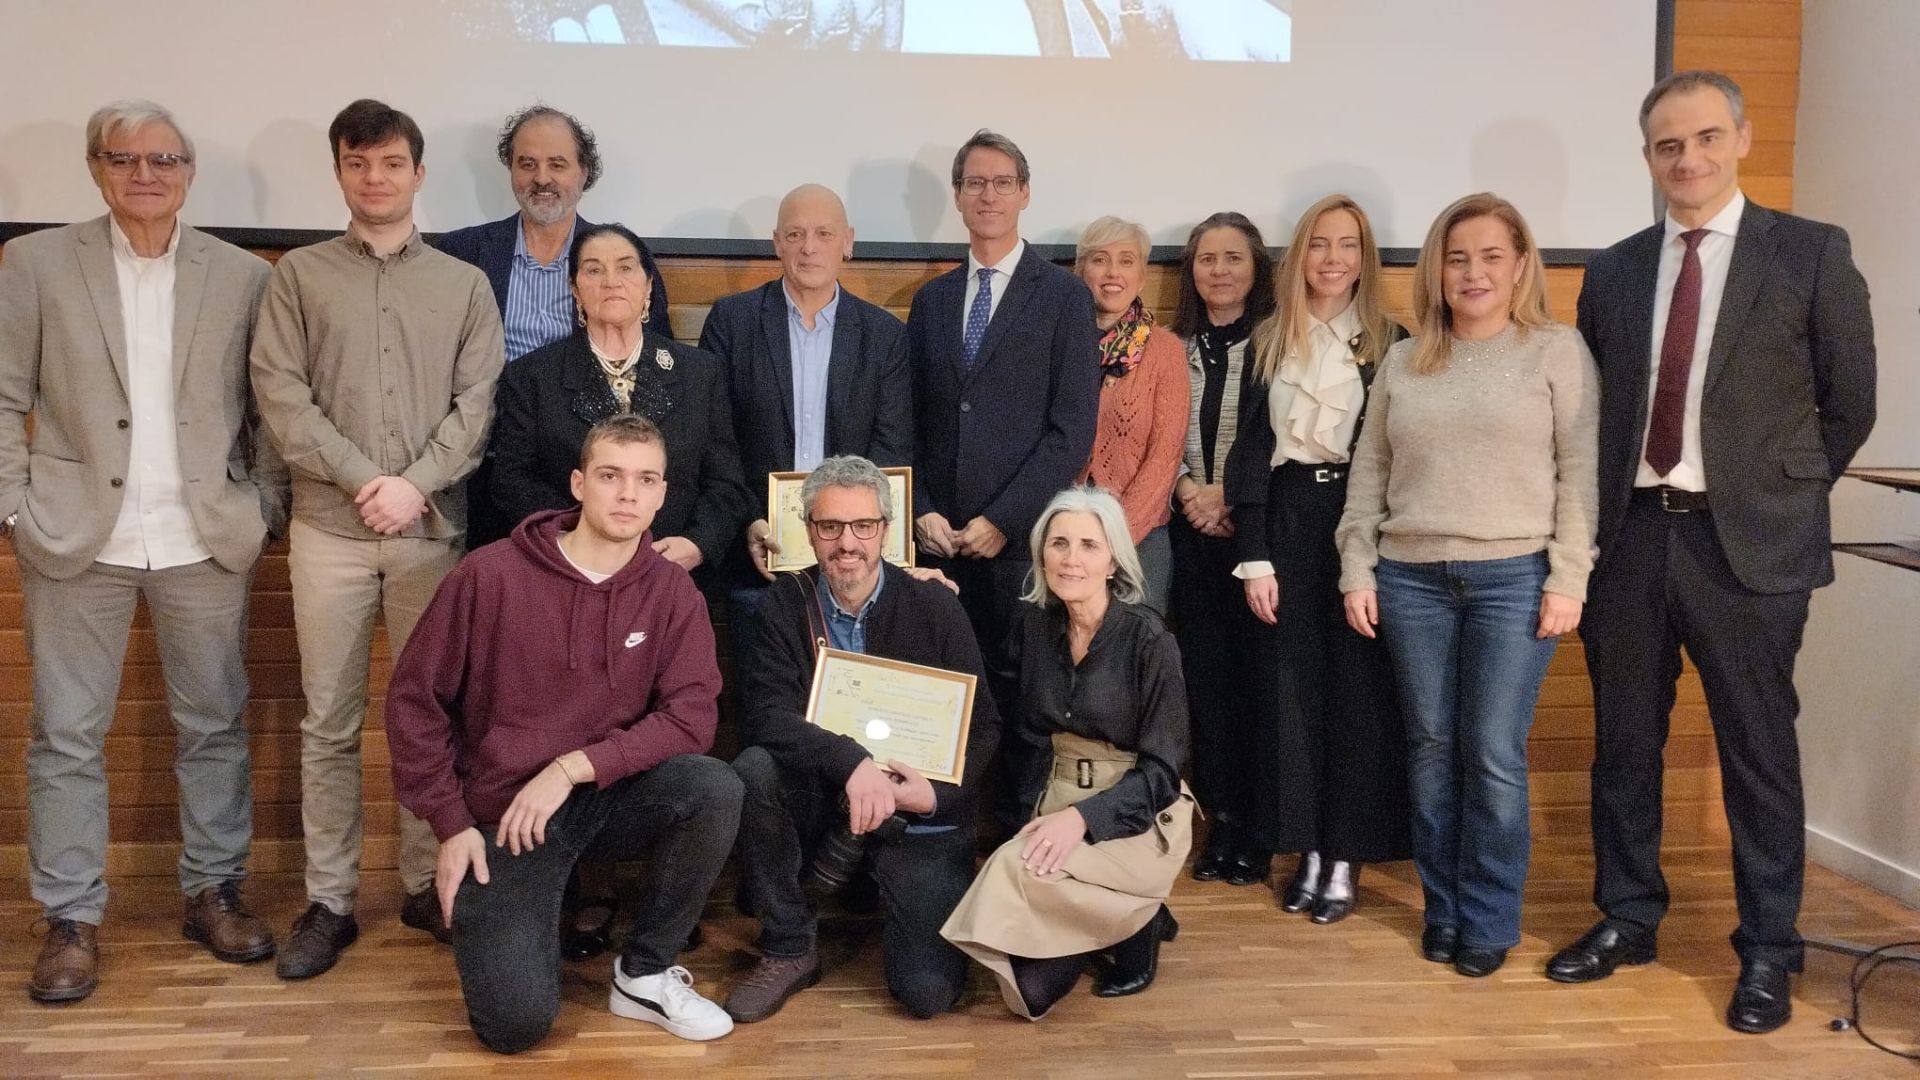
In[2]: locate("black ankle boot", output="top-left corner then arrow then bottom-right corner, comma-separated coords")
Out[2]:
1310,861 -> 1358,925
1279,851 -> 1320,912
1094,905 -> 1179,998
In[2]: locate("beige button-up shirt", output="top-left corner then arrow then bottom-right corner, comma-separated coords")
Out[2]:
250,228 -> 504,541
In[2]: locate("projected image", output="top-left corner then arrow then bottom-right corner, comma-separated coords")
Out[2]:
484,0 -> 1290,60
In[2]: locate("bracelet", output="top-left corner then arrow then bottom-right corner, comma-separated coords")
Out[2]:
553,756 -> 582,785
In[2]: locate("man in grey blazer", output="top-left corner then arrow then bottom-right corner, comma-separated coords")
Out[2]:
0,100 -> 286,1003
1548,71 -> 1877,1034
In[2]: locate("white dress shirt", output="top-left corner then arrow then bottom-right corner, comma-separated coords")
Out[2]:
1636,191 -> 1745,491
963,238 -> 1025,325
98,218 -> 214,570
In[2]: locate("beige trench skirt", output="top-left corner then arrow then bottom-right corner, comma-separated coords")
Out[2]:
941,731 -> 1195,1018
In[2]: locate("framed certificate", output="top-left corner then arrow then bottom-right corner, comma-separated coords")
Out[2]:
765,466 -> 915,572
803,648 -> 974,785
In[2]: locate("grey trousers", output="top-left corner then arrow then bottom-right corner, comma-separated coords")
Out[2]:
286,519 -> 452,914
22,557 -> 256,923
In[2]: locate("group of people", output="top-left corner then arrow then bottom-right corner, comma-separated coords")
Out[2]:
0,65 -> 1876,1053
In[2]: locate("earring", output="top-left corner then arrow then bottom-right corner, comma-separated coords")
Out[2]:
575,304 -> 587,327
638,301 -> 652,323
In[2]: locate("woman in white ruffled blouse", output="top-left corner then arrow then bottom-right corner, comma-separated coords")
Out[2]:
1220,195 -> 1411,925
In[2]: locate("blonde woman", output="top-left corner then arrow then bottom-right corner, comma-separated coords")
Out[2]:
1335,193 -> 1598,977
1222,196 -> 1410,924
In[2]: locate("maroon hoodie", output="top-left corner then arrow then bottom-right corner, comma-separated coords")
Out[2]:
385,507 -> 721,842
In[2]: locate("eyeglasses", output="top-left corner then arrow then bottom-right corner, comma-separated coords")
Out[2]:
958,175 -> 1023,196
808,518 -> 884,540
92,151 -> 192,176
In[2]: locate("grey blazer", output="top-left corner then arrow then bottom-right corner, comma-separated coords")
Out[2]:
1577,200 -> 1877,595
0,216 -> 287,580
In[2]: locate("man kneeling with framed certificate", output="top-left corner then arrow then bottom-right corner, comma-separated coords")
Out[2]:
727,455 -> 1001,1022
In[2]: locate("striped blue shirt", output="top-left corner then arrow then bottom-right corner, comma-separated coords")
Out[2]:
503,219 -> 577,362
786,283 -> 839,471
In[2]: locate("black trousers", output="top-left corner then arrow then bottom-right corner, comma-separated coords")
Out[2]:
452,755 -> 743,1054
1247,466 -> 1411,862
731,746 -> 976,1019
1584,499 -> 1811,969
1169,515 -> 1277,849
925,552 -> 1043,832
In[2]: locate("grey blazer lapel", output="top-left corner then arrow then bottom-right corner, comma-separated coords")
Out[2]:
1620,227 -> 1663,446
74,218 -> 131,398
1702,203 -> 1779,400
171,227 -> 211,391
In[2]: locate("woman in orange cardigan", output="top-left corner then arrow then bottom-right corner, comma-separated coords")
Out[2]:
1073,216 -> 1190,614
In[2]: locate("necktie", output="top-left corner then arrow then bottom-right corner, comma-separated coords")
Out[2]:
961,266 -> 995,372
1645,228 -> 1709,478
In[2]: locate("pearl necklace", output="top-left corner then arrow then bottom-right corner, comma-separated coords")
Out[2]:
589,333 -> 644,408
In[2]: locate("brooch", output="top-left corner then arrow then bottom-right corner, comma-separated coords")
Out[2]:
655,348 -> 674,371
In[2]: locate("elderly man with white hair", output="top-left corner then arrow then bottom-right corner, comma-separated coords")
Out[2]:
0,99 -> 286,1003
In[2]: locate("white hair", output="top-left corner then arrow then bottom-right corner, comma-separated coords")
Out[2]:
86,99 -> 195,162
1021,486 -> 1146,606
800,455 -> 894,522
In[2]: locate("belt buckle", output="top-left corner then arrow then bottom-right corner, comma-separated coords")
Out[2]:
1315,467 -> 1335,482
1076,759 -> 1093,789
1659,487 -> 1688,513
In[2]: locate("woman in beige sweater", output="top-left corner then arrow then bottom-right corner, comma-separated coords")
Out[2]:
1335,193 -> 1598,978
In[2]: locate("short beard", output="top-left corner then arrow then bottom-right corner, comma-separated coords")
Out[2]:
517,189 -> 576,227
824,559 -> 877,601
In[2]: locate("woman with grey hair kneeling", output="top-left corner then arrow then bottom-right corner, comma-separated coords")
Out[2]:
941,486 -> 1195,1019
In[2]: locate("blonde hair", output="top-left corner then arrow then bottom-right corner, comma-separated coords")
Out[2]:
1252,195 -> 1394,385
1407,193 -> 1552,375
1074,215 -> 1150,269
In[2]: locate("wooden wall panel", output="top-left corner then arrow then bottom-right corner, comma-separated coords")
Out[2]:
0,1 -> 1796,876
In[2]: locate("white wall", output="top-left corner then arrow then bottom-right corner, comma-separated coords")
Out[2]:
1794,0 -> 1920,906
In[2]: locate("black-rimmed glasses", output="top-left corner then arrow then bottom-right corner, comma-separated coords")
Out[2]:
807,518 -> 884,540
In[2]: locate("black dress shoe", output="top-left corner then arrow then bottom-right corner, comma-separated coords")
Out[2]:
1545,921 -> 1656,983
1420,925 -> 1459,964
1278,854 -> 1318,909
1309,862 -> 1358,925
1726,959 -> 1792,1034
1223,849 -> 1271,887
1191,828 -> 1236,882
1094,906 -> 1180,997
1454,945 -> 1508,977
561,895 -> 617,962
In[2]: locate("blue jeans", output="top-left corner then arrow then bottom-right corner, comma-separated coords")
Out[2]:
1375,553 -> 1559,950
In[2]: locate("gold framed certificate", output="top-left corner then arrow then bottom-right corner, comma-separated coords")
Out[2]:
803,648 -> 974,785
766,466 -> 915,572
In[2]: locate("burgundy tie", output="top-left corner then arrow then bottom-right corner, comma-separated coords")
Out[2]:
1645,228 -> 1709,477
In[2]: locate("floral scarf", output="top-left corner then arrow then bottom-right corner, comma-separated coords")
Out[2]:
1097,298 -> 1155,378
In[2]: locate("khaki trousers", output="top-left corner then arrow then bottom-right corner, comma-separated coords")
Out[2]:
287,519 -> 454,914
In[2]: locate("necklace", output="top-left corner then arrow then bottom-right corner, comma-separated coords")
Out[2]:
589,333 -> 644,408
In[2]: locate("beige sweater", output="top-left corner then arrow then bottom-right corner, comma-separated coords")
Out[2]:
1335,322 -> 1599,599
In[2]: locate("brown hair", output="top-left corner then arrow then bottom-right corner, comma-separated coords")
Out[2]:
1407,193 -> 1552,375
578,413 -> 666,471
1252,195 -> 1395,385
1168,211 -> 1276,339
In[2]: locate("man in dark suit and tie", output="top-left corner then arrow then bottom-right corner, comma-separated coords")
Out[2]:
1547,70 -> 1876,1035
435,104 -> 670,547
907,129 -> 1100,830
0,100 -> 286,1002
698,184 -> 912,665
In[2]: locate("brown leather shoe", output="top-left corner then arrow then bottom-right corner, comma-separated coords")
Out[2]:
30,918 -> 99,1003
723,949 -> 822,1023
275,902 -> 358,980
183,882 -> 276,963
400,886 -> 454,945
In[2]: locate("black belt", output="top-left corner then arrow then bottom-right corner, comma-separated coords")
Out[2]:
1281,462 -> 1348,483
1632,485 -> 1709,512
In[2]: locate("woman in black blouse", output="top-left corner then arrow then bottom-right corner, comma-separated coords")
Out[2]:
489,223 -> 751,572
942,487 -> 1195,1020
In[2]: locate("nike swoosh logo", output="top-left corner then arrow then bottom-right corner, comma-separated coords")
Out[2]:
625,632 -> 647,648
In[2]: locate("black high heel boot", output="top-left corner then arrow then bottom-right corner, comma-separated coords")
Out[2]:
1310,861 -> 1358,925
1279,851 -> 1320,912
1094,905 -> 1180,998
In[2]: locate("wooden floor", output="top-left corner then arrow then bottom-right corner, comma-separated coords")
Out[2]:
2,836 -> 1917,1079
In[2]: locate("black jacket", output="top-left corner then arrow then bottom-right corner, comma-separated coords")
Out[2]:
489,328 -> 751,568
433,213 -> 672,339
743,561 -> 1001,829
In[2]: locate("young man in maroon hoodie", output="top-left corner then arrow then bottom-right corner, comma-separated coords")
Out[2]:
385,414 -> 741,1053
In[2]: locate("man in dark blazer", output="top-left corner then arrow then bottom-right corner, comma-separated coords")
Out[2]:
1548,71 -> 1876,1035
433,105 -> 669,546
699,183 -> 912,664
0,100 -> 286,1002
907,129 -> 1100,831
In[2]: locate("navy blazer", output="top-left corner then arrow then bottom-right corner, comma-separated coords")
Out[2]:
1577,200 -> 1876,595
433,213 -> 672,339
699,279 -> 913,490
908,244 -> 1100,551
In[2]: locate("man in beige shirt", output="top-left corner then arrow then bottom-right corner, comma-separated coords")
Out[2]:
251,99 -> 504,980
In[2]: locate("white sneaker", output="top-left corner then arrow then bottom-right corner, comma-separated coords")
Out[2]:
609,959 -> 735,1041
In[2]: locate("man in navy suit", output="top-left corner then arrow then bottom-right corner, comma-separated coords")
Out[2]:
907,129 -> 1100,830
699,184 -> 912,668
1546,71 -> 1876,1035
435,105 -> 671,547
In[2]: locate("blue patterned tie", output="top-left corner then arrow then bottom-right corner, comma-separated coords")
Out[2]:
961,266 -> 995,372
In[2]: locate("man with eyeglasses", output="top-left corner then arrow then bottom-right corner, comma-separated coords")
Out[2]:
907,128 -> 1098,834
723,455 -> 999,1023
1,100 -> 286,1002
